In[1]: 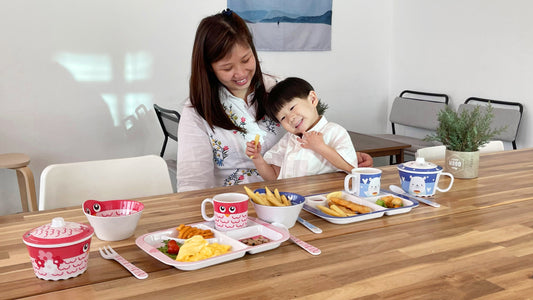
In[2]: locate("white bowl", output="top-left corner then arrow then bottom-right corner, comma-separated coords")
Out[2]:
251,189 -> 305,228
82,199 -> 144,241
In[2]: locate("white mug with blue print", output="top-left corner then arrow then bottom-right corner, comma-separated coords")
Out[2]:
344,168 -> 382,197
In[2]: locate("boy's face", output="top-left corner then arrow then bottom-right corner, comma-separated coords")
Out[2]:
275,91 -> 320,136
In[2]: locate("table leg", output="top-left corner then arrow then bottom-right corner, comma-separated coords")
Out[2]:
16,166 -> 37,212
395,150 -> 405,164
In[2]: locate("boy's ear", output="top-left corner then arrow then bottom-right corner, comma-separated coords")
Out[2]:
308,90 -> 318,107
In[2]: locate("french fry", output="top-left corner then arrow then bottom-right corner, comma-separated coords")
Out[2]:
274,188 -> 281,202
249,134 -> 260,159
330,205 -> 348,217
281,194 -> 290,206
254,134 -> 260,151
265,186 -> 284,206
244,186 -> 267,205
255,192 -> 269,205
244,185 -> 293,207
317,205 -> 343,217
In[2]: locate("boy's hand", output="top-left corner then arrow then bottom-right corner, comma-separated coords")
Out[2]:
299,131 -> 326,151
246,139 -> 262,159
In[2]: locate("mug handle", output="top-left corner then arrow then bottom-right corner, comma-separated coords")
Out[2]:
201,198 -> 215,221
436,172 -> 454,192
344,174 -> 356,193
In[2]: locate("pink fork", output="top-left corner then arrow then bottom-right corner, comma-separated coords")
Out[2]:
99,245 -> 148,279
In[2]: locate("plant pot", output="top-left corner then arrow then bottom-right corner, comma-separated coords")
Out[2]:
444,149 -> 480,179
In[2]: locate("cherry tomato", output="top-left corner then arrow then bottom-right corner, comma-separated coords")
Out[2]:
167,240 -> 180,254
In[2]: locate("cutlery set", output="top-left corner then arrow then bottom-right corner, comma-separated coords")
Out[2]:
99,245 -> 148,279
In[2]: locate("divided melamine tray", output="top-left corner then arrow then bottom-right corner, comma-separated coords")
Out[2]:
303,190 -> 419,224
135,217 -> 290,271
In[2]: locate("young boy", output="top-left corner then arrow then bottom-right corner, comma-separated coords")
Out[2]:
246,77 -> 358,180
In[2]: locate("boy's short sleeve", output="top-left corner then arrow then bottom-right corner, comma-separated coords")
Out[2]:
263,133 -> 289,167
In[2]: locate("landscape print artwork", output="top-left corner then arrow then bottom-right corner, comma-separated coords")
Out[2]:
228,0 -> 332,51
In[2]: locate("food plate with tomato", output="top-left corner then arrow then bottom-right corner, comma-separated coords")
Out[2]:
135,217 -> 290,271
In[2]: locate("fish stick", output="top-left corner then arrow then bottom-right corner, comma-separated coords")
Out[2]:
329,197 -> 372,214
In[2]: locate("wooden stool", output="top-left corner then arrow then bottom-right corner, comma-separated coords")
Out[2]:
0,153 -> 38,212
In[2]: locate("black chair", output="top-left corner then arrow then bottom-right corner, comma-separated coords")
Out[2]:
459,97 -> 523,149
153,104 -> 181,157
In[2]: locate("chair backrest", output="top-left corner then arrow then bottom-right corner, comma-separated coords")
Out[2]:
479,140 -> 505,153
458,97 -> 523,149
154,104 -> 181,157
390,90 -> 449,134
415,145 -> 446,161
39,155 -> 173,210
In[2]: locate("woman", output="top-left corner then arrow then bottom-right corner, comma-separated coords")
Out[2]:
177,9 -> 372,192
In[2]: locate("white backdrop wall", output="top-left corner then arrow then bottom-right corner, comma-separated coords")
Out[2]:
2,1 -> 532,215
390,0 -> 532,150
0,1 -> 392,215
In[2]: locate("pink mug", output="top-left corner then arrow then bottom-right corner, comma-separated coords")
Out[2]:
201,193 -> 249,231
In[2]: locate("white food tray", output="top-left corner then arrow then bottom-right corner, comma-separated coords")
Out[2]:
303,190 -> 418,224
135,217 -> 290,271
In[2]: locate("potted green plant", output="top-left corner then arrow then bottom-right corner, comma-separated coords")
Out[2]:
424,104 -> 506,178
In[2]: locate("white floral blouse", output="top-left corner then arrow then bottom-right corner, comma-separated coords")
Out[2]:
177,75 -> 283,192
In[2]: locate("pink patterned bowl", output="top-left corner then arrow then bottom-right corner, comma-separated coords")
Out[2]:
22,217 -> 94,280
82,199 -> 144,241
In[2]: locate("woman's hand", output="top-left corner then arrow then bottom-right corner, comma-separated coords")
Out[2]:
357,152 -> 373,167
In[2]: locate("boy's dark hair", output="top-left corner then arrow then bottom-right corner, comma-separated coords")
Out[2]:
266,77 -> 328,122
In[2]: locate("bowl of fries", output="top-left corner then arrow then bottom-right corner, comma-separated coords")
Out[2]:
244,186 -> 305,228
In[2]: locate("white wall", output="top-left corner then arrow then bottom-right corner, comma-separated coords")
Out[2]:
0,1 -> 392,215
2,1 -> 532,215
390,0 -> 532,150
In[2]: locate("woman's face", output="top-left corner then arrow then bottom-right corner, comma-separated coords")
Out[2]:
211,43 -> 256,100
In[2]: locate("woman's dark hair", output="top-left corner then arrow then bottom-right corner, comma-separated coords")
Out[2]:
189,9 -> 267,132
265,77 -> 328,122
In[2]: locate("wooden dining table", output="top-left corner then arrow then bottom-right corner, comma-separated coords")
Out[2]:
1,148 -> 533,299
348,131 -> 411,163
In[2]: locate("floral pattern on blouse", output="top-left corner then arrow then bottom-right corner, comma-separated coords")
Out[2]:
224,168 -> 260,186
223,103 -> 247,138
261,117 -> 281,133
211,134 -> 229,166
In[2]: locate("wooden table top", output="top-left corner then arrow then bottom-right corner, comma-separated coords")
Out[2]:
348,131 -> 410,154
1,149 -> 533,299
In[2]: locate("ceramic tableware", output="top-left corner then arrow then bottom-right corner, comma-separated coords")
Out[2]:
22,217 -> 94,280
397,157 -> 454,197
201,193 -> 249,231
251,189 -> 305,229
344,167 -> 382,197
83,199 -> 144,241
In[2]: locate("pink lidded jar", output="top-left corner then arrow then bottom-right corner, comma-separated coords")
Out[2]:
22,217 -> 94,280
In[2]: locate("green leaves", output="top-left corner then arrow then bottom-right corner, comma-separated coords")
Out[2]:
425,103 -> 506,152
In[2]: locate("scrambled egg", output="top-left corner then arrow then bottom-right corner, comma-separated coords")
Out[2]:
176,235 -> 231,262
